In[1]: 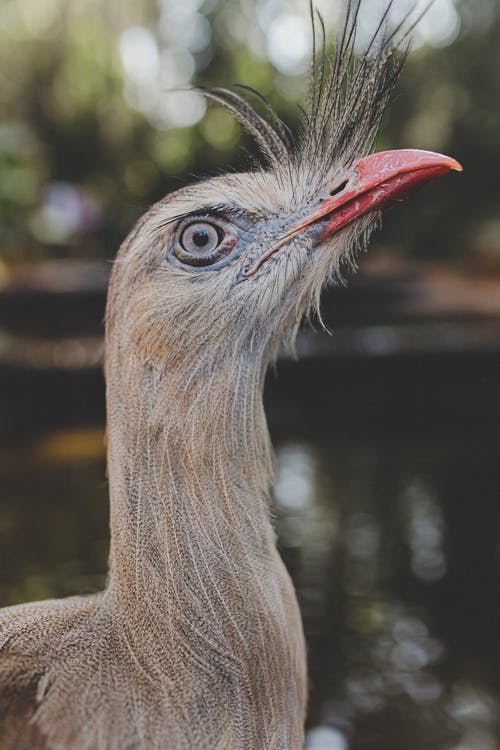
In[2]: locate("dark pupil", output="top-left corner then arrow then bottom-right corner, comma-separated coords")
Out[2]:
193,230 -> 209,248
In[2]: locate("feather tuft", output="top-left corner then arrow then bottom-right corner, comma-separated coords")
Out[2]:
196,1 -> 425,178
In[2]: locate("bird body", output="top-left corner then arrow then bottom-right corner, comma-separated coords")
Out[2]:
1,174 -> 309,749
0,4 -> 461,748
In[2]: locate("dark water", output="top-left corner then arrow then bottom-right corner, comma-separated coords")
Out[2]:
1,354 -> 499,749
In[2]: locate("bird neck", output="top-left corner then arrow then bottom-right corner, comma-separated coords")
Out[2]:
104,345 -> 277,622
100,340 -> 306,747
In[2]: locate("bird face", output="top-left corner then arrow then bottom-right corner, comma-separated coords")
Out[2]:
108,4 -> 463,374
169,148 -> 461,282
111,148 -> 460,374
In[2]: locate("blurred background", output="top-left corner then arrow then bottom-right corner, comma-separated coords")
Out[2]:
1,0 -> 500,747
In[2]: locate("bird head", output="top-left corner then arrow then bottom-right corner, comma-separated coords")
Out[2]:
106,3 -> 462,383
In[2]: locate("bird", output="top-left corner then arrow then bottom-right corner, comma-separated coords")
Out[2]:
0,3 -> 462,749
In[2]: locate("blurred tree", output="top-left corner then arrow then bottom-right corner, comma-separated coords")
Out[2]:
0,0 -> 498,267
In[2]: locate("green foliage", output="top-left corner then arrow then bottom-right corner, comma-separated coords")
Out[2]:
0,0 -> 499,266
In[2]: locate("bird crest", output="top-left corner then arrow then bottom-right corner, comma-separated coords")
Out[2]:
195,0 -> 423,179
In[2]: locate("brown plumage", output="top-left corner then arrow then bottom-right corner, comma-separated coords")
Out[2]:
0,3 -> 461,749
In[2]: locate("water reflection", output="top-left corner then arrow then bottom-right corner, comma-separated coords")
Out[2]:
273,439 -> 500,748
1,431 -> 499,748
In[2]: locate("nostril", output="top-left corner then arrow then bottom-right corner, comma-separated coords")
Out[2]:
329,180 -> 349,197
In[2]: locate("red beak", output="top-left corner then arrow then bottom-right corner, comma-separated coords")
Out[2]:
313,149 -> 462,243
242,149 -> 462,277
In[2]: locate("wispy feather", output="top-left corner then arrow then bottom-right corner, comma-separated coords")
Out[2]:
197,0 -> 426,176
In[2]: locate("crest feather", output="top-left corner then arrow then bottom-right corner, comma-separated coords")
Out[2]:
197,1 -> 426,173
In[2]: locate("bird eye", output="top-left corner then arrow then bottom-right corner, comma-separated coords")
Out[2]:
181,222 -> 221,256
173,218 -> 237,268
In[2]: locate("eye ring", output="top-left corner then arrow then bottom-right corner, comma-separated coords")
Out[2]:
173,217 -> 238,268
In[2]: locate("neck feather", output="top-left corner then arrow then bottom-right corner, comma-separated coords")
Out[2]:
98,264 -> 307,748
104,341 -> 277,625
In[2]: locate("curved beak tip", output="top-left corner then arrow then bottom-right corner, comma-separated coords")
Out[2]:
311,148 -> 463,245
